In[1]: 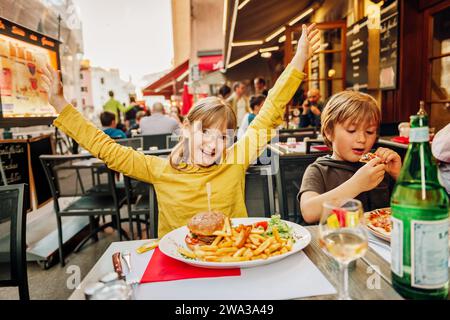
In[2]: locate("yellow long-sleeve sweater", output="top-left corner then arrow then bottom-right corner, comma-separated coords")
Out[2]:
54,64 -> 304,237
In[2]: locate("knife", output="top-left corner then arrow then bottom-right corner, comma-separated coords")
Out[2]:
112,252 -> 124,279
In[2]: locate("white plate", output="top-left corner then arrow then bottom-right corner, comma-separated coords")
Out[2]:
159,217 -> 311,269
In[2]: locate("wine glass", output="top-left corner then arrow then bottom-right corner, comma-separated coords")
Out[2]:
318,199 -> 368,300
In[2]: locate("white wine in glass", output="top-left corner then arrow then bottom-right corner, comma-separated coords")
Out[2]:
318,199 -> 368,300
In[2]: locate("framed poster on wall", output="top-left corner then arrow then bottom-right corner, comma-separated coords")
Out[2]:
0,17 -> 60,127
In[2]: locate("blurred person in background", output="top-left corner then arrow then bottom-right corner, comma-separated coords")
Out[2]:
218,84 -> 231,100
237,94 -> 266,139
140,102 -> 180,135
254,77 -> 268,96
300,88 -> 323,128
431,123 -> 450,194
125,96 -> 143,129
169,105 -> 183,125
103,90 -> 134,124
126,110 -> 146,137
100,111 -> 126,139
227,81 -> 250,127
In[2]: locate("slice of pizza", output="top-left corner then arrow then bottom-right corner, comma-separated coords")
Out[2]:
359,152 -> 378,163
365,207 -> 392,239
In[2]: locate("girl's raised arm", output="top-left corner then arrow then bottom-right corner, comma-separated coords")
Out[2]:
229,24 -> 320,167
41,65 -> 165,184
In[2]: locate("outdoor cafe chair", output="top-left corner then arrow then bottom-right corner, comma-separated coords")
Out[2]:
0,184 -> 29,300
135,133 -> 172,150
40,154 -> 127,266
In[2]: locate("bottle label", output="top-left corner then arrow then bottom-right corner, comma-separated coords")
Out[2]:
409,127 -> 429,142
391,216 -> 403,277
411,218 -> 449,289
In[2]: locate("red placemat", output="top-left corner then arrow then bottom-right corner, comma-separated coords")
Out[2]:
140,248 -> 241,283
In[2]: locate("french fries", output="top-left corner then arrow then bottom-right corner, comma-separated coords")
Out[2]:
179,219 -> 294,263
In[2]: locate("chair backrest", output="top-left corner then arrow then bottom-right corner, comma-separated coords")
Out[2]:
143,149 -> 172,157
115,137 -> 143,150
277,153 -> 328,223
166,135 -> 181,149
135,133 -> 172,150
0,184 -> 28,300
245,165 -> 276,218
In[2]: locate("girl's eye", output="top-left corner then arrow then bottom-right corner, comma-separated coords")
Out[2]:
346,129 -> 356,133
366,131 -> 375,135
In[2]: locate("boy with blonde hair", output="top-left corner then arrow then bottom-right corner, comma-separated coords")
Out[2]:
299,90 -> 402,223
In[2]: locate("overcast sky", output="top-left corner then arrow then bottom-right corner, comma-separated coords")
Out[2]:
73,0 -> 174,85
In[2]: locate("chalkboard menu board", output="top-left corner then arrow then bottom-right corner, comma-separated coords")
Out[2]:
379,0 -> 399,90
0,139 -> 31,211
29,135 -> 53,207
346,17 -> 369,92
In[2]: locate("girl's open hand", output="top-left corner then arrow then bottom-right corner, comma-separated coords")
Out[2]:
292,23 -> 320,70
41,64 -> 68,113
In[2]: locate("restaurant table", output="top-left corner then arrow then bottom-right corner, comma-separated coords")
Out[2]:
69,226 -> 404,300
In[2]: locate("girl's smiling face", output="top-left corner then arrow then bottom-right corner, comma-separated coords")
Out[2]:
186,120 -> 232,167
326,119 -> 378,162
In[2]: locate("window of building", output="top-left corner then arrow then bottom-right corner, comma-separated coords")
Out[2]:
80,73 -> 83,80
81,87 -> 88,92
100,77 -> 105,85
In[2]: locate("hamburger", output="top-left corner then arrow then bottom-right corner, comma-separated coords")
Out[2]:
185,211 -> 226,250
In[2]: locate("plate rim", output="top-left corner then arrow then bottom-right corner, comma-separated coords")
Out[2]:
158,217 -> 311,268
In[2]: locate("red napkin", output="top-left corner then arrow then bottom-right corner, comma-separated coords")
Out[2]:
311,145 -> 330,152
140,248 -> 241,283
391,136 -> 409,144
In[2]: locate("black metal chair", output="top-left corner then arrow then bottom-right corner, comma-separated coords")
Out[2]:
278,128 -> 318,142
115,137 -> 144,150
245,165 -> 276,218
166,135 -> 181,149
40,154 -> 127,266
0,184 -> 29,300
135,133 -> 172,150
275,152 -> 329,224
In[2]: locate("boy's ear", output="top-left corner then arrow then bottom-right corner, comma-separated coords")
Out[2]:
324,128 -> 333,143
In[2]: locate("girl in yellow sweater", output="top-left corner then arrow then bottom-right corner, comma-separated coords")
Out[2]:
42,24 -> 320,237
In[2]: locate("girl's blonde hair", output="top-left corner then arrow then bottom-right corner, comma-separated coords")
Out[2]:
169,96 -> 237,170
321,90 -> 381,147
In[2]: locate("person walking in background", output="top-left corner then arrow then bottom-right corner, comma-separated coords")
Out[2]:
218,84 -> 231,100
227,81 -> 250,127
237,95 -> 266,139
139,102 -> 180,135
102,90 -> 133,124
300,88 -> 324,128
126,110 -> 146,137
100,111 -> 127,139
254,77 -> 268,96
125,96 -> 142,129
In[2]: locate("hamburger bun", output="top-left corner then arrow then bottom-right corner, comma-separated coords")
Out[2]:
185,211 -> 226,250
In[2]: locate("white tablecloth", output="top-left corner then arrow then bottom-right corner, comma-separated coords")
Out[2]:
129,249 -> 337,300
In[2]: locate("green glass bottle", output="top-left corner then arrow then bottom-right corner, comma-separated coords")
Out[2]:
391,102 -> 449,299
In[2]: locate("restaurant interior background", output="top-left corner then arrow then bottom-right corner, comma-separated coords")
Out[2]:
0,0 -> 448,300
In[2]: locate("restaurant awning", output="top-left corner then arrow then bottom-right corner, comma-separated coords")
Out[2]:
142,59 -> 189,98
223,0 -> 315,70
